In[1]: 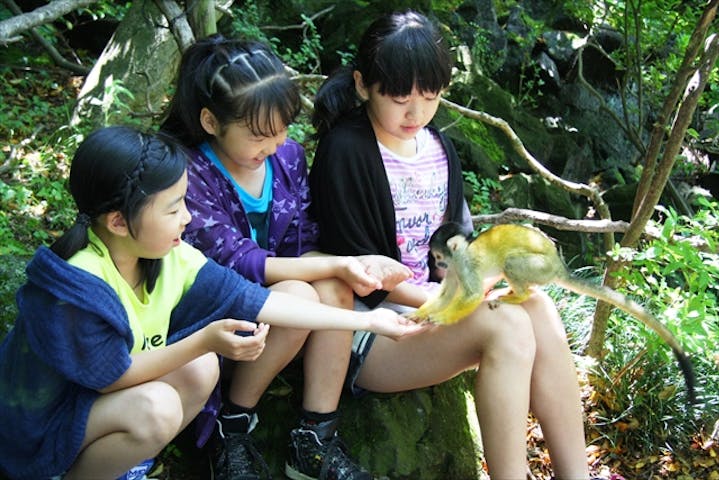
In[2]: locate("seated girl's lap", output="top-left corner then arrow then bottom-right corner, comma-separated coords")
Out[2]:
351,298 -> 529,392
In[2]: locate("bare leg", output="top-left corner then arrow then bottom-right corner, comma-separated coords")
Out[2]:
522,290 -> 590,479
227,280 -> 314,408
302,278 -> 354,413
356,301 -> 535,479
66,353 -> 219,479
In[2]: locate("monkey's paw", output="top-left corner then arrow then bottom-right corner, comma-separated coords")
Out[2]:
402,310 -> 429,323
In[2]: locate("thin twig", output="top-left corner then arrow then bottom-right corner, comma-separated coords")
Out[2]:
261,5 -> 334,32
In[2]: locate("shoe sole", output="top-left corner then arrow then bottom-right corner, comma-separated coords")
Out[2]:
284,463 -> 318,480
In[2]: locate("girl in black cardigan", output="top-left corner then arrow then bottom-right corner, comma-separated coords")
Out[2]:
310,10 -> 597,480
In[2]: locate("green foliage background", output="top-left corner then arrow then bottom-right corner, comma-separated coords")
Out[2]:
1,0 -> 718,471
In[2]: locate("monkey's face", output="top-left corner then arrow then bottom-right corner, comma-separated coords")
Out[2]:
431,234 -> 468,270
432,250 -> 449,277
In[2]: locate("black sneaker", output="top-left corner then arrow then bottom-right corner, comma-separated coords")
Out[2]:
210,414 -> 272,480
285,419 -> 370,480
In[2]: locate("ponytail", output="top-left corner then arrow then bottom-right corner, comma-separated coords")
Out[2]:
50,213 -> 92,260
311,66 -> 360,137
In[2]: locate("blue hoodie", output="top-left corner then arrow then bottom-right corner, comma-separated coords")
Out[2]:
0,246 -> 268,479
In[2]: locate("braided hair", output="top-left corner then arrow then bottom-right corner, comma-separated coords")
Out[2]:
51,126 -> 188,292
160,34 -> 301,146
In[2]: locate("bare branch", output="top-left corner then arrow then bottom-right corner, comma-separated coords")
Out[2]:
439,96 -> 616,248
472,208 -> 630,233
440,97 -> 476,133
441,98 -> 603,202
154,0 -> 194,52
1,0 -> 89,74
289,72 -> 327,84
290,72 -> 326,111
0,0 -> 98,43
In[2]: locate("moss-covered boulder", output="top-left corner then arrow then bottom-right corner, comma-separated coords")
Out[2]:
250,365 -> 486,479
339,373 -> 485,479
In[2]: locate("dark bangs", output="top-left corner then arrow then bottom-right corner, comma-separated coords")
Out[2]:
211,71 -> 300,138
239,75 -> 301,137
363,22 -> 451,96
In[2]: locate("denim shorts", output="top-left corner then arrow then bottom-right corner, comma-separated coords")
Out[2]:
346,298 -> 415,397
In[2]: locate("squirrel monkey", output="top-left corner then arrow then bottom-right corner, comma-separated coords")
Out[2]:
409,222 -> 696,403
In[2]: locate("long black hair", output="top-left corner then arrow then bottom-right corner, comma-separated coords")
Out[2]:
50,126 -> 188,292
312,10 -> 452,136
160,34 -> 301,146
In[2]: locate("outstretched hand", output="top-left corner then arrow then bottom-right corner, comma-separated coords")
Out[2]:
402,309 -> 427,324
202,319 -> 270,361
364,308 -> 430,341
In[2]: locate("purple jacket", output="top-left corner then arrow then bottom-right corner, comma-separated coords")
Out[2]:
184,139 -> 319,284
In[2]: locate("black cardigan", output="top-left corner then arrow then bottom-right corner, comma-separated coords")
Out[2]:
309,108 -> 467,308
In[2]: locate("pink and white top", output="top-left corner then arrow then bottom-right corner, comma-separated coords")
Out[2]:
379,127 -> 449,287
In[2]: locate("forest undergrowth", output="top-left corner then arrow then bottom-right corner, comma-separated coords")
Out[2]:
2,50 -> 718,480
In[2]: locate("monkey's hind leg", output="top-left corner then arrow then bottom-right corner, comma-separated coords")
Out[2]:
496,286 -> 534,304
497,253 -> 555,304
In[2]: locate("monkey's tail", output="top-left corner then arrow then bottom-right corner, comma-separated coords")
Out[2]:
554,276 -> 696,404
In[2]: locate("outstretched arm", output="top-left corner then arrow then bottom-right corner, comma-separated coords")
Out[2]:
264,253 -> 410,297
256,291 -> 427,340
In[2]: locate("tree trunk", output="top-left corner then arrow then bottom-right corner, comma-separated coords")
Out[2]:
189,0 -> 218,38
586,1 -> 719,357
70,0 -> 181,129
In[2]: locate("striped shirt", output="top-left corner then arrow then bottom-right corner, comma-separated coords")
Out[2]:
379,128 -> 449,285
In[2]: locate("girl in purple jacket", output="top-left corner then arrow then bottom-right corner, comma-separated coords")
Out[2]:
160,35 -> 409,480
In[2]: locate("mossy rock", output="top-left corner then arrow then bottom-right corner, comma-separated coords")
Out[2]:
339,372 -> 484,479
248,365 -> 485,479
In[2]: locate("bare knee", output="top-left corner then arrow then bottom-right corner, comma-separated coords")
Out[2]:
267,280 -> 317,347
177,353 -> 219,407
269,324 -> 311,352
469,303 -> 537,367
522,290 -> 570,342
127,382 -> 183,449
312,278 -> 354,309
270,279 -> 320,302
